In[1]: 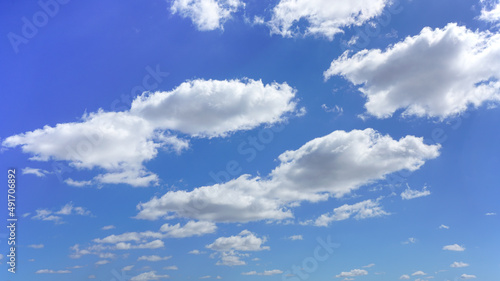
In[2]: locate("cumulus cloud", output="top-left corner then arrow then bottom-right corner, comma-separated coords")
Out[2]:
314,199 -> 389,227
206,230 -> 269,266
485,212 -> 496,215
206,230 -> 269,252
22,167 -> 49,177
130,271 -> 170,281
335,269 -> 368,278
170,0 -> 243,31
3,79 -> 297,187
461,274 -> 477,279
216,251 -> 247,266
412,271 -> 426,276
136,129 -> 439,222
36,269 -> 71,274
94,220 -> 215,249
443,244 -> 466,251
401,184 -> 431,200
479,0 -> 500,22
451,261 -> 469,268
439,224 -> 450,229
268,0 -> 391,40
160,220 -> 217,238
325,23 -> 500,119
400,275 -> 410,280
102,225 -> 115,230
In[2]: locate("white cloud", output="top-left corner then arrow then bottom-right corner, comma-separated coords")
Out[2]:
207,230 -> 268,266
412,271 -> 426,276
325,23 -> 500,119
268,0 -> 390,40
3,79 -> 297,187
206,230 -> 269,252
102,225 -> 116,230
137,255 -> 171,262
32,202 -> 91,224
130,271 -> 170,281
439,224 -> 450,229
287,235 -> 303,240
136,129 -> 439,222
485,212 -> 496,215
95,260 -> 110,265
28,244 -> 44,249
402,237 -> 417,245
400,275 -> 410,280
123,265 -> 134,271
115,240 -> 165,250
56,202 -> 91,216
443,244 -> 466,251
164,266 -> 178,270
479,1 -> 500,22
65,178 -> 93,187
461,274 -> 477,279
129,79 -> 297,138
160,220 -> 217,238
189,249 -> 204,255
88,275 -> 96,279
216,251 -> 246,266
401,184 -> 431,200
170,0 -> 243,31
22,167 -> 49,177
242,269 -> 283,275
363,263 -> 375,268
335,269 -> 368,278
314,199 -> 389,227
450,261 -> 469,268
36,269 -> 71,274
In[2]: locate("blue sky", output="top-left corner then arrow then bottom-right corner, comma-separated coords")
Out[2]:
1,0 -> 500,280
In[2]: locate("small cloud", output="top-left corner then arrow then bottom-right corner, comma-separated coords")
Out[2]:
402,237 -> 417,245
460,274 -> 477,279
363,263 -> 375,268
242,270 -> 283,276
137,255 -> 171,262
28,244 -> 44,249
64,178 -> 93,187
443,244 -> 465,251
335,269 -> 368,278
164,266 -> 178,270
321,104 -> 343,115
88,275 -> 96,279
189,249 -> 204,255
102,225 -> 115,230
95,260 -> 110,266
485,212 -> 496,216
400,275 -> 410,280
122,265 -> 134,271
450,261 -> 469,268
36,269 -> 71,274
401,184 -> 431,200
22,167 -> 50,177
412,271 -> 426,276
287,235 -> 303,241
439,224 -> 449,229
